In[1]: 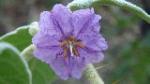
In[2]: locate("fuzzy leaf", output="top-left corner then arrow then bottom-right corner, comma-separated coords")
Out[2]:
0,26 -> 32,51
0,42 -> 32,84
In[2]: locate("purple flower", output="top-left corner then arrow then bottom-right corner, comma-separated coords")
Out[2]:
32,4 -> 108,80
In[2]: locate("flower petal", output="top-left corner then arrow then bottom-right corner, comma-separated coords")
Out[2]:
34,47 -> 70,80
33,47 -> 59,64
79,48 -> 104,63
79,33 -> 108,52
69,57 -> 86,79
50,51 -> 70,80
72,8 -> 101,37
51,4 -> 73,36
32,32 -> 60,48
68,48 -> 104,79
39,11 -> 62,36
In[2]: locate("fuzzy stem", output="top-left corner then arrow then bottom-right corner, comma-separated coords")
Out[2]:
85,64 -> 104,84
21,44 -> 35,61
68,0 -> 150,23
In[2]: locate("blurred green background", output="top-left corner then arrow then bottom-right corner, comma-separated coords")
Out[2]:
0,0 -> 150,84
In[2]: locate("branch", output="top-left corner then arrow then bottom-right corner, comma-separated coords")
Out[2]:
68,0 -> 150,23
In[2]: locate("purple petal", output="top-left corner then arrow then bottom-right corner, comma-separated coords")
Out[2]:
50,52 -> 70,80
33,47 -> 59,64
32,32 -> 60,48
69,57 -> 86,79
72,8 -> 101,37
68,48 -> 104,79
39,11 -> 61,37
34,47 -> 70,80
79,32 -> 108,52
79,48 -> 104,63
51,4 -> 73,36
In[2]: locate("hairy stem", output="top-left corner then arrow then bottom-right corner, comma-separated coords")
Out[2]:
68,0 -> 150,23
85,64 -> 104,84
21,44 -> 35,61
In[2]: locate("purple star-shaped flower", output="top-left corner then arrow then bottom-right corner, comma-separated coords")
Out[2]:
32,4 -> 108,80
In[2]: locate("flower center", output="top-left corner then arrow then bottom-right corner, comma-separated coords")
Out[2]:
60,36 -> 84,60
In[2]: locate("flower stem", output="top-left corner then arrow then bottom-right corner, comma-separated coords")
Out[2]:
21,44 -> 35,61
68,0 -> 150,23
84,64 -> 104,84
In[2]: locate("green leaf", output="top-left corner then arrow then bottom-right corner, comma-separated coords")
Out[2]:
21,45 -> 56,84
0,42 -> 32,84
0,26 -> 32,51
29,57 -> 56,84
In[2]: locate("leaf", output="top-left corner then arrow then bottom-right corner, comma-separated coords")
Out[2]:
29,57 -> 56,84
0,26 -> 32,51
0,42 -> 32,84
